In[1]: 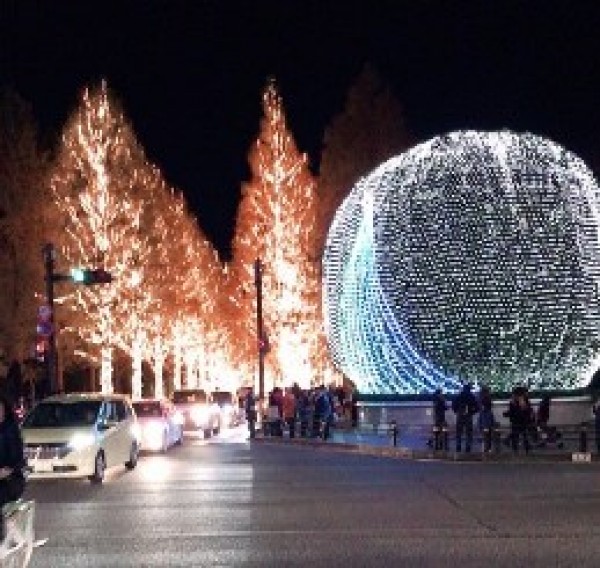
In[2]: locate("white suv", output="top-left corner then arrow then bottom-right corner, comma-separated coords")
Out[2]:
22,393 -> 140,483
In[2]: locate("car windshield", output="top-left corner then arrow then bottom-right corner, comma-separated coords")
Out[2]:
132,401 -> 162,418
212,392 -> 233,406
23,401 -> 101,428
172,390 -> 207,404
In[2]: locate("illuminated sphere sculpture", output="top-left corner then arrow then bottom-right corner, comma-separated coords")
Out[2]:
323,130 -> 600,394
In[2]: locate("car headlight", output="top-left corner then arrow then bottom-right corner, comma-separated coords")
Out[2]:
69,432 -> 96,451
145,421 -> 164,436
191,406 -> 208,425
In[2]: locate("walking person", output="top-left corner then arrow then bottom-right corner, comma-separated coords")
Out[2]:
431,388 -> 448,450
452,383 -> 479,453
297,390 -> 310,437
244,388 -> 258,440
593,399 -> 600,454
504,386 -> 533,454
0,395 -> 26,544
478,385 -> 496,453
282,388 -> 297,438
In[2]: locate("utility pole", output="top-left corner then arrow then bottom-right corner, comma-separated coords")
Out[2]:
42,243 -> 58,395
254,258 -> 265,401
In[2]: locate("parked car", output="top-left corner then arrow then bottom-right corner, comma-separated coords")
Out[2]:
171,389 -> 220,438
211,390 -> 241,428
21,393 -> 139,483
132,398 -> 183,452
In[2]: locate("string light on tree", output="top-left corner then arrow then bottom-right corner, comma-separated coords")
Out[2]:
323,130 -> 600,394
232,78 -> 332,391
51,83 -> 150,394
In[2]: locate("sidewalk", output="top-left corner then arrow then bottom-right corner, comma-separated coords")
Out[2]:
253,422 -> 598,463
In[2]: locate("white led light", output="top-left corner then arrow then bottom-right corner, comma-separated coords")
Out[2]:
323,130 -> 600,394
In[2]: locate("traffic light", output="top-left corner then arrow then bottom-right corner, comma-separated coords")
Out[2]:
70,267 -> 113,285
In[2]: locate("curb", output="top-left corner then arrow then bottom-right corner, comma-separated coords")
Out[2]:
252,436 -> 596,464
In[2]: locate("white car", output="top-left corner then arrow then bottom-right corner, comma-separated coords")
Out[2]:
171,389 -> 220,438
21,393 -> 140,483
132,398 -> 183,452
211,390 -> 242,428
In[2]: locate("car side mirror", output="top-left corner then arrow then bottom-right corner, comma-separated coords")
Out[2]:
97,420 -> 116,431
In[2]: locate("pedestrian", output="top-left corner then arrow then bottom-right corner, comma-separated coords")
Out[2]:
314,385 -> 333,440
282,388 -> 297,438
478,385 -> 496,452
350,389 -> 359,428
431,388 -> 448,450
297,390 -> 311,437
593,400 -> 600,454
452,383 -> 479,453
268,387 -> 283,437
244,388 -> 257,439
504,386 -> 533,454
0,394 -> 26,544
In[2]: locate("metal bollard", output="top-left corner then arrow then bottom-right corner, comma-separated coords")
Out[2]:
442,426 -> 449,451
493,427 -> 502,454
390,420 -> 398,447
579,423 -> 588,453
432,426 -> 440,450
482,428 -> 490,453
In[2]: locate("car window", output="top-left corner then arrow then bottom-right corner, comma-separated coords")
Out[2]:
212,392 -> 234,406
23,401 -> 101,428
103,401 -> 118,422
172,390 -> 207,404
115,401 -> 127,421
133,401 -> 162,417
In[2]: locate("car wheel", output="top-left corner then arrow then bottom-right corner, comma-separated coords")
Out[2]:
125,442 -> 138,470
89,451 -> 105,484
203,428 -> 212,439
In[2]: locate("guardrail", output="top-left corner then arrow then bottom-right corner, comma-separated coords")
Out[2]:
1,499 -> 35,567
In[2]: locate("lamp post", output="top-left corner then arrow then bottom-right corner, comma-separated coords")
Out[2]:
42,243 -> 58,395
254,258 -> 265,401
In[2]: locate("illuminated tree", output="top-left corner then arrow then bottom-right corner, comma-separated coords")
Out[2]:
232,78 -> 328,390
150,190 -> 223,393
51,83 -> 152,394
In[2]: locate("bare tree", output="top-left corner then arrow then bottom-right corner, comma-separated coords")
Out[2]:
315,64 -> 413,259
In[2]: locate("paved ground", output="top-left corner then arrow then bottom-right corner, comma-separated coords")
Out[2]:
25,425 -> 600,567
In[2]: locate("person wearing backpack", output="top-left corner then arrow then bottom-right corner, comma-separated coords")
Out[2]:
452,383 -> 479,453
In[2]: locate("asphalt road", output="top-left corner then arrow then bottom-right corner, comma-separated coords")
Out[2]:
25,426 -> 600,567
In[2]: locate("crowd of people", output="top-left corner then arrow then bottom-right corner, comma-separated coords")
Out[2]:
244,384 -> 349,441
433,383 -> 560,454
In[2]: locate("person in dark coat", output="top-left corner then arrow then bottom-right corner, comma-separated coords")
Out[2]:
244,388 -> 257,439
452,383 -> 479,452
504,386 -> 533,454
593,400 -> 600,454
478,385 -> 496,452
0,394 -> 26,542
430,389 -> 449,450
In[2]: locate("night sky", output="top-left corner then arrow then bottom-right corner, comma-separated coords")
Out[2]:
1,0 -> 599,259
